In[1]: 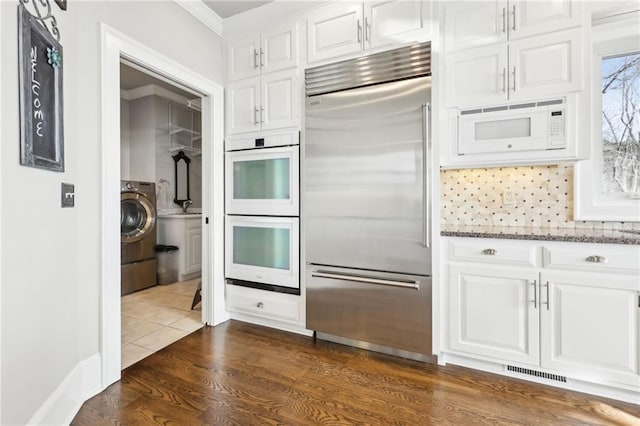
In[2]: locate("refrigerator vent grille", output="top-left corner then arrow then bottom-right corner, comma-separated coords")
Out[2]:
305,42 -> 431,96
506,365 -> 567,383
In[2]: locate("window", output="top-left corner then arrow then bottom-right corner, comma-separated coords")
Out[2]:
601,53 -> 640,194
574,12 -> 640,221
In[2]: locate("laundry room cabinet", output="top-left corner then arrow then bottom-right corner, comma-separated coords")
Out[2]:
157,215 -> 202,281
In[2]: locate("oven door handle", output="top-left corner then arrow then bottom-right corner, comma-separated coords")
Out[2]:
311,270 -> 420,290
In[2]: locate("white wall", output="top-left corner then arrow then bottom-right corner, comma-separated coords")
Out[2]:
128,96 -> 157,183
120,99 -> 131,180
0,1 -> 223,424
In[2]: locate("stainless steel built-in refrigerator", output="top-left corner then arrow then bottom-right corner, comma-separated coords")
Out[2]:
305,43 -> 433,361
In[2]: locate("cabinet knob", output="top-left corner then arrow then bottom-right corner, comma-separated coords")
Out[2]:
482,248 -> 498,255
585,255 -> 607,263
256,302 -> 264,308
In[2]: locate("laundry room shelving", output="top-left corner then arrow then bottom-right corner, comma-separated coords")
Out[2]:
168,101 -> 202,155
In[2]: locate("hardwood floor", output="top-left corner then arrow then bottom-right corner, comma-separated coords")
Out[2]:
74,321 -> 640,425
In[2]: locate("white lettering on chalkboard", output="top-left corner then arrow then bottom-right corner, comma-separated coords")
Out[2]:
30,46 -> 44,138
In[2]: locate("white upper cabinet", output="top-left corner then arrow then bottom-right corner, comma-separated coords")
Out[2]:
509,28 -> 581,101
307,2 -> 365,64
446,44 -> 508,106
444,0 -> 582,52
261,25 -> 299,75
442,0 -> 583,107
228,37 -> 261,81
226,77 -> 261,134
261,70 -> 298,131
307,1 -> 431,65
445,27 -> 581,107
227,23 -> 298,82
444,0 -> 507,52
510,0 -> 582,41
226,70 -> 299,135
365,1 -> 428,49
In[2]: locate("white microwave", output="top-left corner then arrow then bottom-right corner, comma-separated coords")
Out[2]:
458,99 -> 567,155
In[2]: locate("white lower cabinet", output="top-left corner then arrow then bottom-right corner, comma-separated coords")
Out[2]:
540,270 -> 639,388
444,237 -> 640,398
157,215 -> 202,281
449,265 -> 540,365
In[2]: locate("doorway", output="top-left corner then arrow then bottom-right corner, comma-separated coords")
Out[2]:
119,61 -> 205,368
101,25 -> 228,389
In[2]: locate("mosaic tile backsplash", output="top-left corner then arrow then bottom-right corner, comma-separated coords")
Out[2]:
440,164 -> 640,230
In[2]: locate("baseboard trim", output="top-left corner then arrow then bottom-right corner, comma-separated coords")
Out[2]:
27,353 -> 102,425
442,352 -> 640,405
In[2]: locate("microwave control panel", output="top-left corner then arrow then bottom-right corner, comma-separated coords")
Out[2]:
548,109 -> 566,148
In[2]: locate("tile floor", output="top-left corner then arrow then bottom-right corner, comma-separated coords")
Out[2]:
121,278 -> 203,369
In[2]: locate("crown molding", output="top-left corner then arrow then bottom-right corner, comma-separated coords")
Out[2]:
174,0 -> 223,37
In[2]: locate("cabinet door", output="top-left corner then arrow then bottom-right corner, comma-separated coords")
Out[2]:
508,28 -> 582,101
364,1 -> 428,50
227,37 -> 261,82
260,70 -> 299,131
226,77 -> 261,135
449,266 -> 540,365
509,0 -> 582,40
307,2 -> 363,64
185,224 -> 202,275
261,23 -> 298,74
446,44 -> 508,107
540,271 -> 639,388
443,0 -> 507,52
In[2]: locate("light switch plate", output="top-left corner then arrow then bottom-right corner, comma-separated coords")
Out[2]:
61,183 -> 75,208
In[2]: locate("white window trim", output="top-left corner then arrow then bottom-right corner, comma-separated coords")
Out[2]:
574,11 -> 640,221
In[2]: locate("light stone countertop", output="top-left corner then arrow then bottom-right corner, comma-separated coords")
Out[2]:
441,225 -> 640,245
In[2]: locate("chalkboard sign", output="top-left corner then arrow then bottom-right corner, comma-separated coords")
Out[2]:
18,4 -> 64,172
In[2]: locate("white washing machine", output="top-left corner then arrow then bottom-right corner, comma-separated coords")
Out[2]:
121,180 -> 157,295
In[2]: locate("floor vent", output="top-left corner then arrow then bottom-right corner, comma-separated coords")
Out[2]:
506,365 -> 567,383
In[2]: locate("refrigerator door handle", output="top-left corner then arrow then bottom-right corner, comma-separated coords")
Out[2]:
422,103 -> 431,248
311,270 -> 420,290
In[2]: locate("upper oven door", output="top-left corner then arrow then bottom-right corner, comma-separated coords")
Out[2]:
458,106 -> 553,155
226,146 -> 300,216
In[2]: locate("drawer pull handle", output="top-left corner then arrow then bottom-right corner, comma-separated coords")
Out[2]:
482,248 -> 498,255
256,302 -> 264,308
585,255 -> 607,263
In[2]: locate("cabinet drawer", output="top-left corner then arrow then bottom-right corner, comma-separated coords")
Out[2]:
448,238 -> 539,267
226,285 -> 301,323
543,244 -> 640,273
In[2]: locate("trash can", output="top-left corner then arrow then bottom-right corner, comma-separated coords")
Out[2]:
156,244 -> 179,285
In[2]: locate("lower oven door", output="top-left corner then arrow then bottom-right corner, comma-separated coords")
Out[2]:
226,216 -> 300,289
306,264 -> 432,357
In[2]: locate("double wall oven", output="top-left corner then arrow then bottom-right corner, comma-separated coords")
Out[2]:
225,128 -> 300,294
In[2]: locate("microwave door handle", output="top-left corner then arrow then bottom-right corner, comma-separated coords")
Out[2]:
421,103 -> 430,248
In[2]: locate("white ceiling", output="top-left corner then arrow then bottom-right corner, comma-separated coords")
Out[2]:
202,1 -> 273,18
120,63 -> 196,99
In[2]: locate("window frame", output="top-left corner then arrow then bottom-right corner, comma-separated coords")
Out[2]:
574,12 -> 640,221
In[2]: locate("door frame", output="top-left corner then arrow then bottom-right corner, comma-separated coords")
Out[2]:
100,24 -> 228,388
